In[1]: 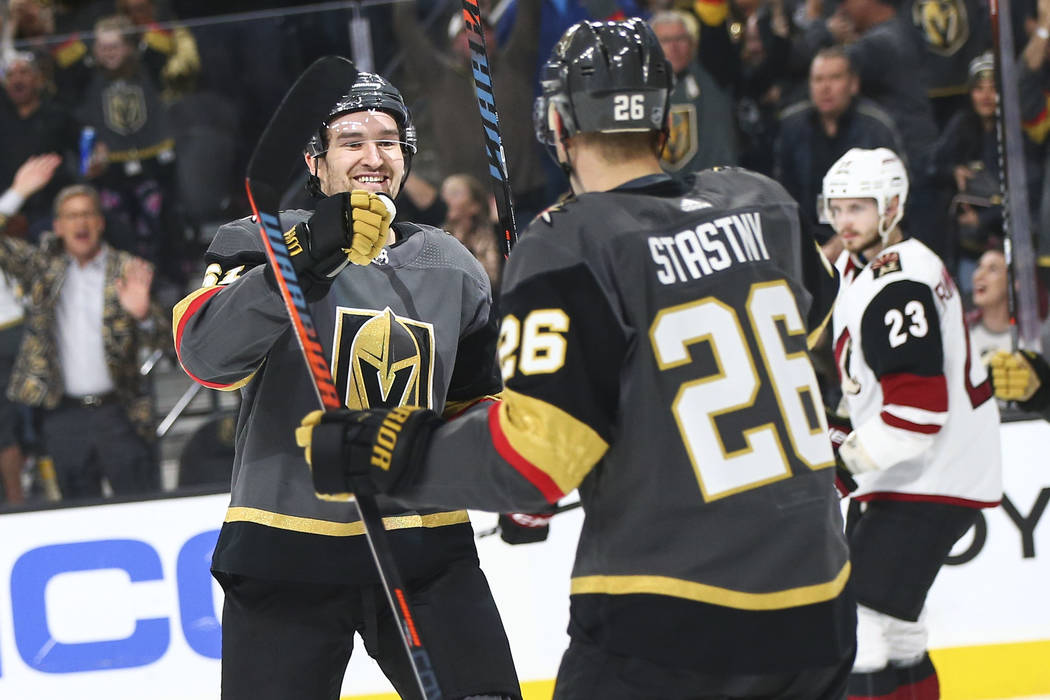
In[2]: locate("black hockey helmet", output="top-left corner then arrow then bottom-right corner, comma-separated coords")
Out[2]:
533,18 -> 672,146
306,71 -> 417,165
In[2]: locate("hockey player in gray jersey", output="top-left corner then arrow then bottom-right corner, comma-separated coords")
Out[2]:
823,148 -> 1002,699
297,20 -> 856,699
173,72 -> 520,700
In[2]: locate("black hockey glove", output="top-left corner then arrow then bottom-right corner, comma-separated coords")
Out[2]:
296,407 -> 443,499
499,511 -> 553,545
264,191 -> 389,301
825,409 -> 858,496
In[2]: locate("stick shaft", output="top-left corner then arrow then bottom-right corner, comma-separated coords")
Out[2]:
461,0 -> 518,256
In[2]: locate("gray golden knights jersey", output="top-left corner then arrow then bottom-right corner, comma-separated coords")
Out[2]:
398,170 -> 856,674
173,211 -> 501,584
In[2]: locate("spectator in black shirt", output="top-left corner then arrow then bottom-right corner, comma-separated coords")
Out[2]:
0,51 -> 79,235
776,47 -> 905,258
802,0 -> 949,256
932,52 -> 1004,292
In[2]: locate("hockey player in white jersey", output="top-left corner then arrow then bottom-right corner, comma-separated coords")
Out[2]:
825,147 -> 1002,699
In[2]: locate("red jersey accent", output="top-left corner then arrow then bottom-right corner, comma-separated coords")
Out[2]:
879,372 -> 948,412
487,402 -> 564,503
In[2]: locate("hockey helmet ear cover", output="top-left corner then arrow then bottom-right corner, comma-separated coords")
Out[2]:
533,18 -> 673,146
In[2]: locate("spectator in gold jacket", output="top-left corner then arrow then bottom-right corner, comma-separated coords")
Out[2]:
0,184 -> 169,501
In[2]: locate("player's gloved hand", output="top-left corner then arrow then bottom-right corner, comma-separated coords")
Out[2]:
837,430 -> 881,476
499,511 -> 553,545
296,407 -> 443,499
825,409 -> 858,495
346,190 -> 392,265
989,350 -> 1049,409
265,193 -> 355,301
825,409 -> 852,456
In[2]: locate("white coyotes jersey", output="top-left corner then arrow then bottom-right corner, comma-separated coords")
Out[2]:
832,238 -> 1001,505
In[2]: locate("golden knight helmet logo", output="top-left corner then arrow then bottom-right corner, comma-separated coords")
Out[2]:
913,0 -> 969,56
346,308 -> 423,409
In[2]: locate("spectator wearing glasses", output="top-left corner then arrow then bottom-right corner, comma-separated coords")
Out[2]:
0,184 -> 167,501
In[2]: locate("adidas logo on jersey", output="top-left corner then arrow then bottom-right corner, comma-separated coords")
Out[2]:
680,198 -> 712,211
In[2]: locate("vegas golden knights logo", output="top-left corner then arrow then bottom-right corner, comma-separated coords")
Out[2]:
332,307 -> 435,410
912,0 -> 969,56
661,104 -> 699,172
102,80 -> 147,135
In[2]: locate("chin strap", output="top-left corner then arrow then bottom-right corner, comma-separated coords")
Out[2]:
306,155 -> 325,199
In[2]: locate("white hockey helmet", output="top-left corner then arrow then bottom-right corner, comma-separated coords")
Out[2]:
822,147 -> 909,241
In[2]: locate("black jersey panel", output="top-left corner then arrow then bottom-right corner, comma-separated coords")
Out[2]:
446,302 -> 502,403
500,263 -> 628,444
860,280 -> 944,379
568,589 -> 856,675
211,519 -> 478,586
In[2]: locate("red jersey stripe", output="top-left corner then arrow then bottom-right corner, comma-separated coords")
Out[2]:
855,491 -> 1001,508
487,402 -> 565,503
879,372 -> 948,412
881,410 -> 942,434
173,287 -> 237,390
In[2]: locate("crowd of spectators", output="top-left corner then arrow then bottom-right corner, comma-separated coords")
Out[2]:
1,0 -> 1049,508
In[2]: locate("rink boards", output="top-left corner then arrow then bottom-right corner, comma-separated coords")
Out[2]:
0,418 -> 1046,700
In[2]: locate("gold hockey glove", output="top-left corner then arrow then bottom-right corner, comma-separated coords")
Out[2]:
296,407 -> 442,500
347,190 -> 392,265
990,349 -> 1050,411
990,350 -> 1041,401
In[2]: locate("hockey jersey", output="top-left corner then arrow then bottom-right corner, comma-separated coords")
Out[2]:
832,238 -> 1002,505
173,212 -> 501,584
398,170 -> 855,674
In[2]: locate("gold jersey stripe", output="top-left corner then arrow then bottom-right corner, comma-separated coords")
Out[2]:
443,393 -> 501,419
172,286 -> 257,391
571,562 -> 850,610
498,388 -> 607,495
807,303 -> 833,350
807,241 -> 836,349
106,138 -> 177,164
172,286 -> 218,334
224,507 -> 470,536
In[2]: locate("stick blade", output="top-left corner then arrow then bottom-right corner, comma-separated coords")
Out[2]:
246,55 -> 358,202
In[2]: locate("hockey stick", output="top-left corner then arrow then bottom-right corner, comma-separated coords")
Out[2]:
245,56 -> 442,700
989,0 -> 1043,352
460,0 -> 519,256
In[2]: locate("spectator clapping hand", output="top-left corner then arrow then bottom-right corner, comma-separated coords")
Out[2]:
115,257 -> 154,321
11,153 -> 61,200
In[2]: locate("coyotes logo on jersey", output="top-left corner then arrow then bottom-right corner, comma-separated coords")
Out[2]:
871,251 -> 902,278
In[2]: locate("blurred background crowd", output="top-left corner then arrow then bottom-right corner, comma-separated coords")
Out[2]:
1,0 -> 1048,508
